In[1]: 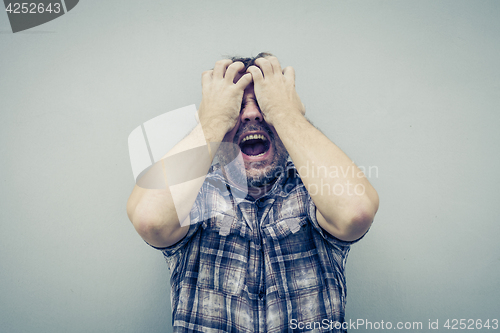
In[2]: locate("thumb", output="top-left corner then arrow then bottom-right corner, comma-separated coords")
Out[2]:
283,66 -> 295,83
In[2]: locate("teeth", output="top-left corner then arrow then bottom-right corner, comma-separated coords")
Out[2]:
241,134 -> 267,143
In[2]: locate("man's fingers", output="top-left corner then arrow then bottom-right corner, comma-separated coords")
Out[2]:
235,73 -> 253,90
213,59 -> 233,80
254,58 -> 273,78
283,66 -> 295,83
224,61 -> 245,83
266,56 -> 282,76
246,65 -> 264,83
201,70 -> 213,87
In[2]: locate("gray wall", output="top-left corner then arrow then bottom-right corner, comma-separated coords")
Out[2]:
1,1 -> 499,332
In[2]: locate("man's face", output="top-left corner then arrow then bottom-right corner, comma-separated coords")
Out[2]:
215,78 -> 289,189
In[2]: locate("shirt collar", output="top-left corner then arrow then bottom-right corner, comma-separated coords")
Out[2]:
206,156 -> 297,203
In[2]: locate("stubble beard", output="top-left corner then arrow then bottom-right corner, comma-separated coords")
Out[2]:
215,123 -> 289,189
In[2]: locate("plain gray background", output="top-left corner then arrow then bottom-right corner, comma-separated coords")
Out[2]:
1,1 -> 499,332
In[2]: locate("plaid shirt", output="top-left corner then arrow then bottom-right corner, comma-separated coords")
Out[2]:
153,159 -> 363,332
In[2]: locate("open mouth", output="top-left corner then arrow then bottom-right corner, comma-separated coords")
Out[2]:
238,133 -> 270,158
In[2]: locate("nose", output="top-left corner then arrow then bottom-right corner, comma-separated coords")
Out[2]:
240,102 -> 263,123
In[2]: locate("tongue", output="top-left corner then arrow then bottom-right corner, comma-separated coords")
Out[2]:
241,141 -> 267,156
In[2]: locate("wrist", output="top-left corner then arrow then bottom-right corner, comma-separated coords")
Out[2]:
199,116 -> 231,142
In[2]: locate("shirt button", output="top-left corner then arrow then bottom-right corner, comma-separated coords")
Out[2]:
258,291 -> 265,299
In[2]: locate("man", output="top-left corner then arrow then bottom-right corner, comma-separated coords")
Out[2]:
127,53 -> 379,332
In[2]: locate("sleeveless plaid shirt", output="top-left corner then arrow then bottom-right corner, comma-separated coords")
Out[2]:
152,159 -> 363,332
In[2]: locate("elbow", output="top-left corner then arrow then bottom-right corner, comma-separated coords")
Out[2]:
332,191 -> 379,241
127,200 -> 163,239
347,191 -> 379,239
347,210 -> 375,239
129,209 -> 170,246
127,200 -> 183,247
358,189 -> 379,223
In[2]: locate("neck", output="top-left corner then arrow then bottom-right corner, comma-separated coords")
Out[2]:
224,171 -> 277,200
246,181 -> 276,199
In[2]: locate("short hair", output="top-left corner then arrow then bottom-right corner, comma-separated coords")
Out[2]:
227,52 -> 274,71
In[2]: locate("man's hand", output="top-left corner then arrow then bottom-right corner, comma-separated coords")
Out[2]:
246,56 -> 305,126
198,59 -> 253,133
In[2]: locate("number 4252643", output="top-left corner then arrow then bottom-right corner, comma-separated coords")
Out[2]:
443,319 -> 499,330
5,3 -> 62,14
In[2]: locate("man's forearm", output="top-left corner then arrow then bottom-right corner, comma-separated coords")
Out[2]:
127,59 -> 252,247
272,111 -> 379,241
126,121 -> 227,247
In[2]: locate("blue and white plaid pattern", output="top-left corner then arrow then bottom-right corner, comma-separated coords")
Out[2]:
154,159 -> 362,332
